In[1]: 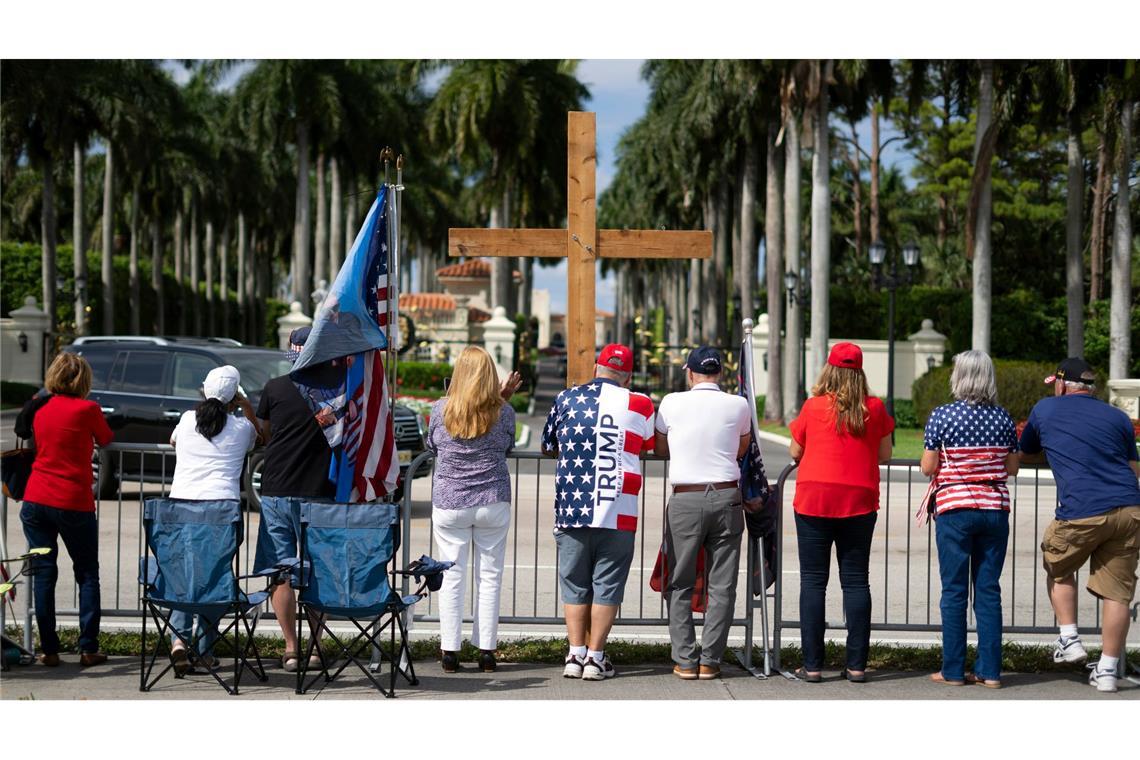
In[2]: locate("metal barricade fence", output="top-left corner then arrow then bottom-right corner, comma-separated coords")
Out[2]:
3,443 -> 1136,674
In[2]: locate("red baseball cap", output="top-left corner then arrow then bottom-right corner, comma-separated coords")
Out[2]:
597,344 -> 634,373
827,342 -> 863,370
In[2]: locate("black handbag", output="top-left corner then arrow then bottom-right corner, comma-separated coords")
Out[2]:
1,447 -> 34,500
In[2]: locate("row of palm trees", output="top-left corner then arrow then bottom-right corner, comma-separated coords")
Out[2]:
600,59 -> 1138,420
3,59 -> 1137,422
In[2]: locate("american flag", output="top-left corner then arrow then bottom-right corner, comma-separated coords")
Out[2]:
541,379 -> 655,532
293,185 -> 399,503
737,337 -> 770,507
924,401 -> 1018,515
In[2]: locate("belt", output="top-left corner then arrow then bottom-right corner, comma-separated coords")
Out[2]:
672,481 -> 739,493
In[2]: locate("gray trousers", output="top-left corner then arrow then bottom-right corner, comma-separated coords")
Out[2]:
663,487 -> 744,667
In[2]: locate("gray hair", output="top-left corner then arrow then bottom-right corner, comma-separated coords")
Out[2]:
950,350 -> 998,405
595,366 -> 631,384
1063,379 -> 1095,394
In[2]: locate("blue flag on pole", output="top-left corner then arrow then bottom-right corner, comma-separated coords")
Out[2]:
737,336 -> 770,507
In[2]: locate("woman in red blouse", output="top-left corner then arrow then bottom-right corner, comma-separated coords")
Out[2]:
788,342 -> 893,683
16,352 -> 114,667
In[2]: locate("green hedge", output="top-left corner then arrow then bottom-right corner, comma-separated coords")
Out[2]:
396,361 -> 452,392
0,380 -> 39,408
1,241 -> 282,346
912,360 -> 1065,424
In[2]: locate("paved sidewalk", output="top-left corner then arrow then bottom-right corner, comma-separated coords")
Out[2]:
2,656 -> 1136,700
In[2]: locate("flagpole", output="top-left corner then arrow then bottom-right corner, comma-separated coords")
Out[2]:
743,317 -> 772,677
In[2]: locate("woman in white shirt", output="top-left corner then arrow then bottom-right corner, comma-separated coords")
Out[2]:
167,365 -> 261,673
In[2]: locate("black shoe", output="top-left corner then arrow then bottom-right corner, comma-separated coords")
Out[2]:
842,668 -> 867,683
441,650 -> 460,673
478,650 -> 497,672
794,667 -> 822,683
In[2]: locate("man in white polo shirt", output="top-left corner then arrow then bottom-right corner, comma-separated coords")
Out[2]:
654,347 -> 752,680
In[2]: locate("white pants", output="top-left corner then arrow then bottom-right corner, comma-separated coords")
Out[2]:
432,501 -> 512,652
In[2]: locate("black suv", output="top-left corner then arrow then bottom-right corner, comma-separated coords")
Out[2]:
64,337 -> 428,507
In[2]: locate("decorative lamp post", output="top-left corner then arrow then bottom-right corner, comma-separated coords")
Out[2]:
869,239 -> 921,420
784,269 -> 810,406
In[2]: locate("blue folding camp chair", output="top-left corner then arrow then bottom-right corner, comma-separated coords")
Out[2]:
290,500 -> 450,697
139,498 -> 283,695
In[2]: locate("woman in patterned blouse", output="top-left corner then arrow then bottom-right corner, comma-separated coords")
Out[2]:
921,350 -> 1019,689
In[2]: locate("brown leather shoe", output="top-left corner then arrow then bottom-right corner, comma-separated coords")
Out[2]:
698,664 -> 721,680
79,652 -> 108,667
673,664 -> 699,680
38,653 -> 60,667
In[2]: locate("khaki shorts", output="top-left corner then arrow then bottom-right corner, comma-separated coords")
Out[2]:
1040,506 -> 1140,605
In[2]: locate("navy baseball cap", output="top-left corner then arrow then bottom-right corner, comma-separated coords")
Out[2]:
286,326 -> 312,362
685,346 -> 723,375
1044,357 -> 1095,386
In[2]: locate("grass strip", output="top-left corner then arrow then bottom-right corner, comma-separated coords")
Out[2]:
6,627 -> 1134,673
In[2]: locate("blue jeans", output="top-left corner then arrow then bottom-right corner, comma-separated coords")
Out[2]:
19,501 -> 101,655
252,496 -> 302,572
168,611 -> 219,655
935,508 -> 1009,682
795,511 -> 877,671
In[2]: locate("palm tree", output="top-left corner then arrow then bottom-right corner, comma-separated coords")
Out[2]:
430,60 -> 589,315
780,61 -> 811,419
808,59 -> 834,382
2,61 -> 102,335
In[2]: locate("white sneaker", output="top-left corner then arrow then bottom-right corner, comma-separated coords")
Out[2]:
1088,662 -> 1118,693
562,653 -> 586,679
1053,636 -> 1088,664
582,655 -> 615,681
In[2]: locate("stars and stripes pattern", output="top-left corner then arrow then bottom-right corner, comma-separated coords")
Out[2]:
924,400 -> 1018,515
541,379 -> 655,532
737,336 -> 770,506
294,185 -> 399,503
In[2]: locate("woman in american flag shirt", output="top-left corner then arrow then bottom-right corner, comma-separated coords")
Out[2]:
921,350 -> 1020,689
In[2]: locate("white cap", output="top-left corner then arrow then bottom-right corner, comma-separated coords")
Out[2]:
203,365 -> 241,403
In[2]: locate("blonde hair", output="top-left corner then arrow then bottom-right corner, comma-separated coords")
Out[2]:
45,352 -> 93,398
443,346 -> 504,439
811,364 -> 870,437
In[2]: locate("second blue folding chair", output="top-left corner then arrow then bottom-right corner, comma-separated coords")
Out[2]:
290,500 -> 451,697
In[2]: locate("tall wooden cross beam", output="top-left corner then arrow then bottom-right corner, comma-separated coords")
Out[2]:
449,111 -> 712,386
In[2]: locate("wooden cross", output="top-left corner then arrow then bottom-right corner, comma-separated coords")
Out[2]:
448,111 -> 712,386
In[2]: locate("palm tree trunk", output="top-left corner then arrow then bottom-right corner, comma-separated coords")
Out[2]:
489,184 -> 512,312
970,60 -> 995,354
782,108 -> 803,420
870,100 -> 882,245
205,220 -> 215,336
41,153 -> 58,336
343,173 -> 356,263
314,151 -> 328,294
329,156 -> 343,284
101,143 -> 115,334
847,121 -> 863,261
1089,131 -> 1111,302
150,215 -> 163,335
701,194 -> 717,343
689,257 -> 702,342
764,118 -> 784,422
220,221 -> 230,336
520,258 -> 534,321
129,179 -> 141,335
236,213 -> 247,343
1065,107 -> 1085,357
293,120 -> 312,304
190,197 -> 201,335
247,229 -> 258,344
740,139 -> 759,324
809,60 -> 832,382
414,240 -> 427,293
937,82 -> 952,248
1109,101 -> 1134,379
715,181 -> 732,345
73,141 -> 88,336
175,205 -> 185,335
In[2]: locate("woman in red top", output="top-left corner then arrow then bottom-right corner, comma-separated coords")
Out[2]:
788,342 -> 893,683
17,352 -> 114,667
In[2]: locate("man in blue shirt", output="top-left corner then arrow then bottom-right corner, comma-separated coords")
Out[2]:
1019,357 -> 1140,693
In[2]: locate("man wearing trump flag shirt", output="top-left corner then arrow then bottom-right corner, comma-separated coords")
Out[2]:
541,344 -> 655,681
